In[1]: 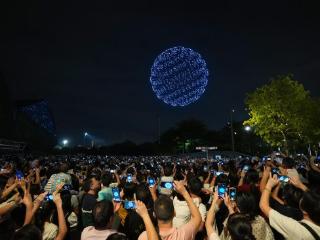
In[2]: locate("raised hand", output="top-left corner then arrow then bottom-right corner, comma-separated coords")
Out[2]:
266,173 -> 279,189
135,200 -> 149,218
174,180 -> 188,196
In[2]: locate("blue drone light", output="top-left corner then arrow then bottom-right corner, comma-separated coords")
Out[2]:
150,46 -> 209,107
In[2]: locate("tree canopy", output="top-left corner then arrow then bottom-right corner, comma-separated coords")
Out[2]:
244,74 -> 320,152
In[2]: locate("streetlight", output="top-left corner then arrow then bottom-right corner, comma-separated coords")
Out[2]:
84,132 -> 89,146
244,126 -> 251,132
244,126 -> 252,154
62,139 -> 69,146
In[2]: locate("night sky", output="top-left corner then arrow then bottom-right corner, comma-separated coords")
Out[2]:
0,1 -> 319,145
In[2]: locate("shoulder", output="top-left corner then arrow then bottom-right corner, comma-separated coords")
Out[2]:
138,231 -> 147,240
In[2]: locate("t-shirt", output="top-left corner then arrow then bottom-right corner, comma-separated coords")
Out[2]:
81,194 -> 97,228
270,199 -> 303,221
97,187 -> 113,202
81,226 -> 116,240
44,172 -> 72,193
172,197 -> 206,228
43,222 -> 58,240
269,209 -> 320,239
138,219 -> 197,240
209,232 -> 221,240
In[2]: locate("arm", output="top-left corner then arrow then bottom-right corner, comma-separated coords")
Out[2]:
204,172 -> 211,184
205,190 -> 219,237
0,193 -> 21,216
260,166 -> 271,193
21,183 -> 34,225
259,174 -> 279,217
290,176 -> 308,192
32,192 -> 47,215
238,170 -> 246,187
149,183 -> 158,202
209,176 -> 216,187
309,156 -> 320,173
136,200 -> 159,240
114,172 -> 121,186
34,168 -> 41,185
223,193 -> 236,215
271,183 -> 284,205
53,193 -> 67,240
1,182 -> 18,199
174,180 -> 201,230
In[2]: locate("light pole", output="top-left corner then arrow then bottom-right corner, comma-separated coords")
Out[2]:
84,132 -> 88,146
244,126 -> 252,154
230,109 -> 235,153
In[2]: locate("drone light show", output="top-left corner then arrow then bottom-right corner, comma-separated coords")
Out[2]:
150,46 -> 209,107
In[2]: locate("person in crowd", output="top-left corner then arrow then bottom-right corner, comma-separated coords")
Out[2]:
138,180 -> 202,240
97,173 -> 113,202
221,191 -> 274,240
124,184 -> 155,240
81,176 -> 101,228
260,173 -> 320,239
173,177 -> 206,231
45,163 -> 72,193
206,190 -> 256,240
159,164 -> 174,196
81,199 -> 158,240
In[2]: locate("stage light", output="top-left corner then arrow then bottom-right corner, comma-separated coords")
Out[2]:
150,46 -> 209,107
84,132 -> 88,136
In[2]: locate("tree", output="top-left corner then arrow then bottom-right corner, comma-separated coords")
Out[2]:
244,74 -> 320,153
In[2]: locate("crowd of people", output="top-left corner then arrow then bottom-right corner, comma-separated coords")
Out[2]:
0,152 -> 319,240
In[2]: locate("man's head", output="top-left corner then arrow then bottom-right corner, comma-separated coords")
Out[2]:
163,164 -> 173,177
60,163 -> 69,173
188,177 -> 202,196
101,173 -> 112,188
300,190 -> 320,225
83,176 -> 100,193
282,157 -> 295,169
154,195 -> 175,223
93,200 -> 114,229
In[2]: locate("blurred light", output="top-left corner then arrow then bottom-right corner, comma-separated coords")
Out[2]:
62,139 -> 69,146
244,126 -> 252,132
84,132 -> 88,136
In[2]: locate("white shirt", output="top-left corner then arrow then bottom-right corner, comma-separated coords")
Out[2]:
269,209 -> 320,240
172,197 -> 206,228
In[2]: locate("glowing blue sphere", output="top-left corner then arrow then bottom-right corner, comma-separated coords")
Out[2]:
150,46 -> 209,107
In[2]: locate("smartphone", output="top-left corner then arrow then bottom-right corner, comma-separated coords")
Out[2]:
229,187 -> 237,201
127,174 -> 133,183
112,187 -> 121,202
16,170 -> 24,180
215,171 -> 224,176
147,177 -> 155,187
271,167 -> 280,176
45,193 -> 53,201
218,184 -> 227,198
203,166 -> 208,172
63,184 -> 72,191
161,181 -> 173,190
124,200 -> 136,209
110,170 -> 115,173
279,175 -> 290,183
243,165 -> 249,172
